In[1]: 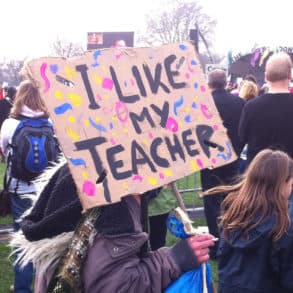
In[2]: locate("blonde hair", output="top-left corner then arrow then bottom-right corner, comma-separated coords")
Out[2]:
10,80 -> 49,118
204,149 -> 293,241
265,52 -> 292,82
239,80 -> 258,101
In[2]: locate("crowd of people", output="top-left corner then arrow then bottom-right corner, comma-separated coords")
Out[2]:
1,51 -> 293,293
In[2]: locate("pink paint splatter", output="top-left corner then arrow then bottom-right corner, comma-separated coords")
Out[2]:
96,94 -> 102,101
133,175 -> 143,182
82,180 -> 95,196
159,173 -> 165,179
130,78 -> 135,86
213,124 -> 219,130
115,101 -> 129,123
149,132 -> 154,139
40,63 -> 50,93
185,72 -> 190,79
166,117 -> 179,132
102,78 -> 114,90
196,159 -> 204,169
110,138 -> 116,145
200,85 -> 206,92
200,104 -> 213,119
211,158 -> 217,164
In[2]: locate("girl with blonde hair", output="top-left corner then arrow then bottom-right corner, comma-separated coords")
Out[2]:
205,149 -> 293,293
0,79 -> 51,293
239,80 -> 258,101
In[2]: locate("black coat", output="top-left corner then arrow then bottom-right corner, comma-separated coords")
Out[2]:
201,89 -> 244,189
239,92 -> 293,163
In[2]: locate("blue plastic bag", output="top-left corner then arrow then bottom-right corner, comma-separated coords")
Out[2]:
165,215 -> 214,293
165,262 -> 213,293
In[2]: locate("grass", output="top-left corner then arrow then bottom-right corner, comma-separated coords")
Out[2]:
0,165 -> 218,291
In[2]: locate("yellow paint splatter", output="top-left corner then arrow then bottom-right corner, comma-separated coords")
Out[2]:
84,119 -> 90,127
112,132 -> 117,137
185,107 -> 191,113
198,116 -> 204,123
66,128 -> 80,142
55,90 -> 63,99
95,116 -> 101,122
123,128 -> 129,133
148,177 -> 158,185
93,74 -> 102,85
112,116 -> 118,121
178,121 -> 183,128
82,171 -> 88,179
163,169 -> 173,177
101,66 -> 107,72
122,182 -> 128,190
68,93 -> 82,107
194,95 -> 200,101
104,95 -> 110,100
191,160 -> 200,172
68,116 -> 76,123
65,66 -> 78,80
143,140 -> 148,146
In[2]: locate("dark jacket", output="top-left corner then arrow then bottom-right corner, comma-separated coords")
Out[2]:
0,97 -> 13,129
218,216 -> 293,293
21,163 -> 201,292
239,93 -> 293,163
201,89 -> 244,189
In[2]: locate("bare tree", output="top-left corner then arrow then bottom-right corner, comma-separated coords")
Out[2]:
51,37 -> 84,58
137,0 -> 216,62
0,59 -> 25,86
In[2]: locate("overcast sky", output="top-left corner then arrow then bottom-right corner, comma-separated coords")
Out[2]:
1,0 -> 293,60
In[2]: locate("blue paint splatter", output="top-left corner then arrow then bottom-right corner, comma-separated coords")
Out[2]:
92,50 -> 101,67
109,122 -> 114,129
69,158 -> 86,167
54,103 -> 73,115
217,142 -> 233,161
173,96 -> 184,116
179,44 -> 187,51
184,115 -> 192,123
89,117 -> 107,132
194,82 -> 199,89
191,60 -> 197,65
50,64 -> 58,74
124,81 -> 128,87
192,102 -> 197,108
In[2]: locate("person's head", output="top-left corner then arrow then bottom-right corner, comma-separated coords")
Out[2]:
2,81 -> 9,97
6,86 -> 17,101
207,149 -> 293,241
207,69 -> 227,90
265,52 -> 292,83
10,80 -> 49,118
243,74 -> 257,84
239,80 -> 259,101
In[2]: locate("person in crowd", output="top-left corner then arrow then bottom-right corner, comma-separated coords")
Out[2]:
200,69 -> 244,259
11,160 -> 215,293
148,184 -> 178,250
239,52 -> 293,164
0,80 -> 53,293
239,80 -> 258,102
204,149 -> 293,292
0,86 -> 17,128
0,81 -> 9,100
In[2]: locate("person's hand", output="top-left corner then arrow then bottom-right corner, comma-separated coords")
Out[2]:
187,234 -> 215,263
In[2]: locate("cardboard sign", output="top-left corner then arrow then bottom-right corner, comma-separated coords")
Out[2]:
26,42 -> 237,209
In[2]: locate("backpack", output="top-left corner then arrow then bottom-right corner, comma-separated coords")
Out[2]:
8,117 -> 60,182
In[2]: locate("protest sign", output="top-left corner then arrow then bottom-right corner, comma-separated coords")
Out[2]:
26,42 -> 237,209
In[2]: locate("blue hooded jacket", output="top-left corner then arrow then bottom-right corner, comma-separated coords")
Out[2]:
218,216 -> 293,292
